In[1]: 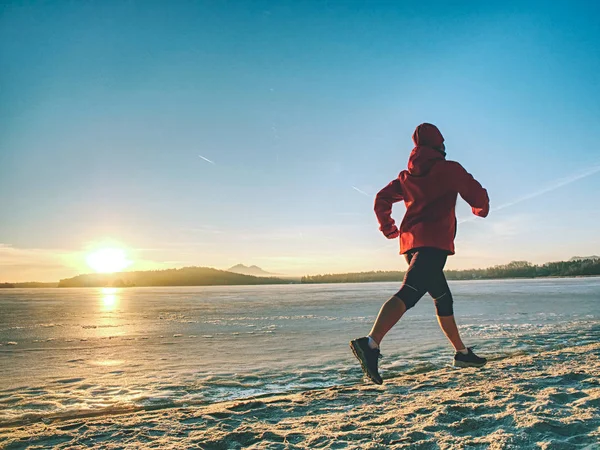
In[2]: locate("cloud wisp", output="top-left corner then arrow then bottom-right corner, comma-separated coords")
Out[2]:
198,155 -> 216,165
459,163 -> 600,224
352,186 -> 371,197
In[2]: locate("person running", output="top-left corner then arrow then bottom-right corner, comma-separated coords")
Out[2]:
350,123 -> 490,385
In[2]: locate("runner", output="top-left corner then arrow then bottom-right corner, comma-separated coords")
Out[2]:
350,123 -> 490,385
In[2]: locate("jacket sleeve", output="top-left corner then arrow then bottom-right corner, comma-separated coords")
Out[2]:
374,178 -> 404,233
450,162 -> 490,218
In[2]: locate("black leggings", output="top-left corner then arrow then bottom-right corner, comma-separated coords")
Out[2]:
394,247 -> 454,317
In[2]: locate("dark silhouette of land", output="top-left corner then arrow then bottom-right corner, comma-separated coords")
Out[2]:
301,258 -> 600,283
0,282 -> 58,288
1,257 -> 599,288
57,267 -> 287,288
570,255 -> 599,261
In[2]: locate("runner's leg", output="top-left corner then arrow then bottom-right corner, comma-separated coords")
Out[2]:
368,250 -> 427,345
426,252 -> 467,352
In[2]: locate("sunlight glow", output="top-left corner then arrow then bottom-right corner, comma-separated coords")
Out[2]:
100,287 -> 119,312
102,293 -> 117,309
86,248 -> 132,273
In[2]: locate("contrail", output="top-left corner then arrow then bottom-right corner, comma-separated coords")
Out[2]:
459,163 -> 600,224
352,186 -> 371,197
494,164 -> 600,212
198,155 -> 215,165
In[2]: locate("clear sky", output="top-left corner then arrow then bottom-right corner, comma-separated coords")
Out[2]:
2,1 -> 600,282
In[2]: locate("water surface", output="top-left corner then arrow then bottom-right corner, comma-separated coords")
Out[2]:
1,278 -> 598,426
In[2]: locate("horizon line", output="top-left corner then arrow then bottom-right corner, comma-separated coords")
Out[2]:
3,255 -> 598,285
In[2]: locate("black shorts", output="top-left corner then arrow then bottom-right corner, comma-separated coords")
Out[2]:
394,247 -> 454,316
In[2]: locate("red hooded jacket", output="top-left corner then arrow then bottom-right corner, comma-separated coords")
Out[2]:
374,123 -> 489,255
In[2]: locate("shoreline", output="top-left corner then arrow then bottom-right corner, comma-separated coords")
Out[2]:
2,342 -> 599,448
1,274 -> 600,288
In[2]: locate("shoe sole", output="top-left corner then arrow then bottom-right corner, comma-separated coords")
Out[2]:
350,341 -> 383,385
453,360 -> 487,368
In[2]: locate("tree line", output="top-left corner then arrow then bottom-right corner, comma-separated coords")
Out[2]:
0,282 -> 58,288
301,258 -> 600,283
3,257 -> 599,288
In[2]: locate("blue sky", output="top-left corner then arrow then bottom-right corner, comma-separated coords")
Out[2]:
1,1 -> 600,281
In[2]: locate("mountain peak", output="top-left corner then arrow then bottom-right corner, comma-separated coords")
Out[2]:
227,264 -> 274,277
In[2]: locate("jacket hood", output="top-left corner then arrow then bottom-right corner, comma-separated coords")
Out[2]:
412,123 -> 444,148
407,146 -> 446,175
407,123 -> 446,176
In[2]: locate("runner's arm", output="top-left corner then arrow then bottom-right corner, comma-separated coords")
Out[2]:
450,162 -> 489,217
374,179 -> 404,237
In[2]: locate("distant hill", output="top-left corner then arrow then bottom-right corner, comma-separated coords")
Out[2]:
570,256 -> 600,262
0,282 -> 58,288
227,264 -> 275,277
8,256 -> 600,288
58,266 -> 289,288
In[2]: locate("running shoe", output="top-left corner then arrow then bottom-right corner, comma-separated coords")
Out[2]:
350,337 -> 383,385
454,348 -> 487,368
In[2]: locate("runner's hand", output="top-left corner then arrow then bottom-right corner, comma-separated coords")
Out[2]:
382,226 -> 399,239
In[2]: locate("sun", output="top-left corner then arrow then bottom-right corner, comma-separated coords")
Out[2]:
86,248 -> 132,273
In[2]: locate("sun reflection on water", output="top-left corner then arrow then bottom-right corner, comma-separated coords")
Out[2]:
101,287 -> 119,312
